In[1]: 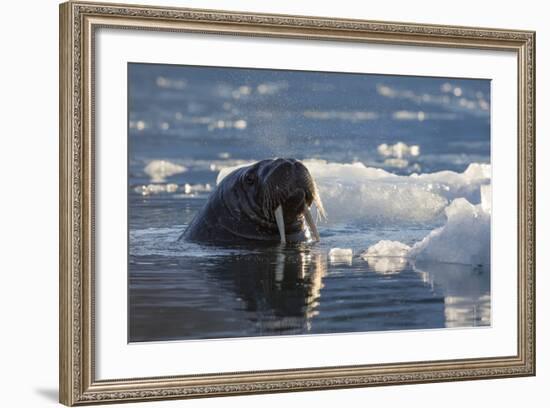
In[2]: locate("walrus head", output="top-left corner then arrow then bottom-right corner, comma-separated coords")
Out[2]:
225,158 -> 326,243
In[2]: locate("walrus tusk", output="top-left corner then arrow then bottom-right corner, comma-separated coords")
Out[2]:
304,206 -> 320,242
274,205 -> 286,244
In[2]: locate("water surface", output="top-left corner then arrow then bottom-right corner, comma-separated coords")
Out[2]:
128,63 -> 491,342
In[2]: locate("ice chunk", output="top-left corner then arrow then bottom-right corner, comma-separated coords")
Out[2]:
362,195 -> 491,268
362,240 -> 411,258
156,76 -> 186,90
360,240 -> 411,274
411,163 -> 491,203
208,119 -> 248,131
328,248 -> 353,265
409,198 -> 490,266
144,160 -> 187,182
134,183 -> 178,196
480,184 -> 492,214
133,183 -> 212,196
182,183 -> 213,195
304,160 -> 447,225
377,142 -> 420,159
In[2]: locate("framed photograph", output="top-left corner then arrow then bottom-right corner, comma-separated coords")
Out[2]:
59,1 -> 536,405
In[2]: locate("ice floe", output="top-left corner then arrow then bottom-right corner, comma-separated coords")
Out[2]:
328,248 -> 353,265
144,160 -> 187,182
377,142 -> 420,159
360,240 -> 411,274
133,183 -> 212,196
409,197 -> 491,266
364,192 -> 491,268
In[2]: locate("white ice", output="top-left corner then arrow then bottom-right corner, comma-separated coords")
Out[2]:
377,142 -> 420,159
361,240 -> 411,258
133,183 -> 212,196
144,160 -> 187,182
328,248 -> 353,265
360,240 -> 411,274
409,196 -> 491,267
304,159 -> 490,226
134,183 -> 178,196
364,189 -> 491,268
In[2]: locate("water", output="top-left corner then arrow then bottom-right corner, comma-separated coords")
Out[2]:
128,63 -> 491,342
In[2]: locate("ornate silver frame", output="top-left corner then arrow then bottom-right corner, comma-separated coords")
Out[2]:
59,1 -> 536,405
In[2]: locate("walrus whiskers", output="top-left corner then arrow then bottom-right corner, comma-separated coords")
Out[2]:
310,179 -> 326,222
304,206 -> 320,241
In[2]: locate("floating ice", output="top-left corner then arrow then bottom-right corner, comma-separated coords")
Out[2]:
377,142 -> 420,159
328,248 -> 353,265
362,240 -> 411,258
208,119 -> 247,131
359,179 -> 491,268
133,183 -> 212,196
156,76 -> 186,90
480,184 -> 492,214
144,160 -> 187,182
361,194 -> 491,270
134,183 -> 178,196
129,120 -> 147,131
234,119 -> 247,129
441,83 -> 453,93
363,194 -> 490,268
411,163 -> 491,203
360,240 -> 411,274
182,183 -> 213,195
409,197 -> 491,267
304,160 -> 448,225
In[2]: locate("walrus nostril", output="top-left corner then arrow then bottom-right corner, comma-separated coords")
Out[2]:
265,159 -> 295,188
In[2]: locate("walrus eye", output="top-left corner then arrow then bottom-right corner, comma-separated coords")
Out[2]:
245,173 -> 256,185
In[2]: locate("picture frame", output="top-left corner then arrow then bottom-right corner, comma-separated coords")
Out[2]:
59,1 -> 536,405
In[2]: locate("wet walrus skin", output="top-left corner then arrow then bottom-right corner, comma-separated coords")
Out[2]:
182,158 -> 324,244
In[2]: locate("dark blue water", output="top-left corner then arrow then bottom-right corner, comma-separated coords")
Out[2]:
128,63 -> 491,342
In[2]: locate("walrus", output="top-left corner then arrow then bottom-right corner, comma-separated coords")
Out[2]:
182,158 -> 325,244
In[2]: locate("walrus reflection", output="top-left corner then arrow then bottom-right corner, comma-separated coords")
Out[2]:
207,248 -> 327,333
